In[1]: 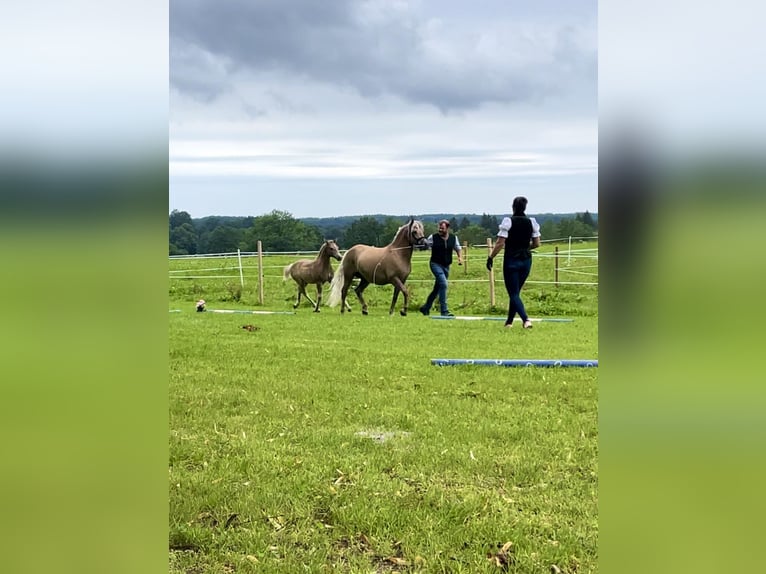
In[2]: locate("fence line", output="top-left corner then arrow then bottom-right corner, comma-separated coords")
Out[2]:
170,238 -> 598,309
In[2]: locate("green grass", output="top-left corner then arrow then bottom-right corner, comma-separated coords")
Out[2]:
170,307 -> 598,573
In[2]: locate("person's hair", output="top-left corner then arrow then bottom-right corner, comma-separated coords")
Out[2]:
438,219 -> 450,227
512,196 -> 528,216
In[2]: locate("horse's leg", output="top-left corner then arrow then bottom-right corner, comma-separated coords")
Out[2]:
354,278 -> 370,315
391,278 -> 408,316
293,286 -> 301,309
297,283 -> 317,309
292,280 -> 302,309
389,287 -> 401,315
314,284 -> 322,312
340,274 -> 352,314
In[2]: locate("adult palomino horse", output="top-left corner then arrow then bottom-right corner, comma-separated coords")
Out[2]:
327,219 -> 427,316
283,240 -> 349,312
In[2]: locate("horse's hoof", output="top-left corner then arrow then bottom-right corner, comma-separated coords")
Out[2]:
314,309 -> 320,313
400,310 -> 407,317
362,309 -> 368,315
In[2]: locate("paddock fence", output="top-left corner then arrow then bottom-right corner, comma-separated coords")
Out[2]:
170,236 -> 597,310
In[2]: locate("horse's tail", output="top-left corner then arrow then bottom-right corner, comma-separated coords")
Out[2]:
283,263 -> 294,282
326,256 -> 346,308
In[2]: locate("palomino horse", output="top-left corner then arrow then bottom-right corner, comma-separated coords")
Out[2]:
283,240 -> 349,312
327,219 -> 427,316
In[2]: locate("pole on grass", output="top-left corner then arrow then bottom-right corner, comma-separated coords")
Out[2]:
555,246 -> 559,288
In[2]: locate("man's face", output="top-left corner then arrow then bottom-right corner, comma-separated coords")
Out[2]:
438,222 -> 448,235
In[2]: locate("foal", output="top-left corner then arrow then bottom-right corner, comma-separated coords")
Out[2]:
283,240 -> 345,312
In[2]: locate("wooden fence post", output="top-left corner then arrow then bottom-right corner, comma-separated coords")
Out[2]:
554,246 -> 559,288
257,240 -> 264,305
463,241 -> 468,274
486,238 -> 495,307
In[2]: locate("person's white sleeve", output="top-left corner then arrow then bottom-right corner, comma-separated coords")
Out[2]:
530,217 -> 541,238
497,217 -> 512,238
454,236 -> 462,251
425,234 -> 434,249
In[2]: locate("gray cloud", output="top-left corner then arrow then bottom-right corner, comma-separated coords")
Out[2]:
170,0 -> 596,112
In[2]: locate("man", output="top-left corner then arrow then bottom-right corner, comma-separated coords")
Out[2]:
419,219 -> 463,317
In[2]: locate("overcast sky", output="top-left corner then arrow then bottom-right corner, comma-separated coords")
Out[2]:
169,0 -> 597,218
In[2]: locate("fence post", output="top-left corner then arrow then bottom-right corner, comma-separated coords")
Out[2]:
555,246 -> 559,288
237,248 -> 245,288
257,241 -> 264,305
568,236 -> 572,265
463,241 -> 468,274
486,238 -> 495,307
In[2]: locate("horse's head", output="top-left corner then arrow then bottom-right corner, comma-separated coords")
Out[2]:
408,219 -> 427,247
325,239 -> 343,261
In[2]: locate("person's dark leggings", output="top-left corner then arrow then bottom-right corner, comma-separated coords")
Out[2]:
503,257 -> 532,325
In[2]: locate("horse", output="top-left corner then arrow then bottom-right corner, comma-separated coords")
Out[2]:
327,219 -> 427,316
283,239 -> 349,312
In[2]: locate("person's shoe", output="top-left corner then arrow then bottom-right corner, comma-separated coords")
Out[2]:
523,320 -> 533,329
504,322 -> 513,328
419,306 -> 430,316
441,312 -> 455,317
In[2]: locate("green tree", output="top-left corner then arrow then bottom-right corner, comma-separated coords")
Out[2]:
459,216 -> 471,230
479,213 -> 499,237
458,224 -> 494,247
245,210 -> 322,251
169,209 -> 193,229
169,222 -> 198,255
580,210 -> 596,230
556,217 -> 593,239
344,216 -> 385,247
203,226 -> 244,254
379,217 -> 404,245
448,217 -> 459,231
540,219 -> 558,241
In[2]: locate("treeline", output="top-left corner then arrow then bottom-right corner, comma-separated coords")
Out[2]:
169,209 -> 598,255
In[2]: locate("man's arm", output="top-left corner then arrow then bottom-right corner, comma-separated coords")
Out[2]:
454,235 -> 463,264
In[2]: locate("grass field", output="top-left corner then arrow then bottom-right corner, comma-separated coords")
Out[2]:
169,285 -> 598,573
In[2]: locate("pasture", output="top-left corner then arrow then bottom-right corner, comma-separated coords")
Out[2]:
169,242 -> 597,573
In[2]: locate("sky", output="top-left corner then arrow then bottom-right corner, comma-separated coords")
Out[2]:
169,0 -> 598,219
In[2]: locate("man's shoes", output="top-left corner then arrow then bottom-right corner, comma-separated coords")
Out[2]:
441,312 -> 455,317
419,306 -> 430,316
522,320 -> 533,329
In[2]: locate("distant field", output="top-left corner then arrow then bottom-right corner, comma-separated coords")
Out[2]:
169,298 -> 598,573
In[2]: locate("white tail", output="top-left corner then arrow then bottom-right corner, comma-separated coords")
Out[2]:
282,263 -> 294,281
326,257 -> 346,307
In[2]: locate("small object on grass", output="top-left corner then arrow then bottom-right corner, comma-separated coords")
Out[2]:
196,299 -> 206,312
488,541 -> 514,570
242,324 -> 260,331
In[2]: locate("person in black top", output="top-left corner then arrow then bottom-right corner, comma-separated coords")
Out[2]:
486,197 -> 541,328
419,220 -> 463,317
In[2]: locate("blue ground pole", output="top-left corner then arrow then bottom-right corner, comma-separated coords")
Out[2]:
429,316 -> 574,322
431,359 -> 597,367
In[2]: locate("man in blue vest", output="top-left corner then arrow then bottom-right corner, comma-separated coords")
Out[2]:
419,219 -> 463,317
